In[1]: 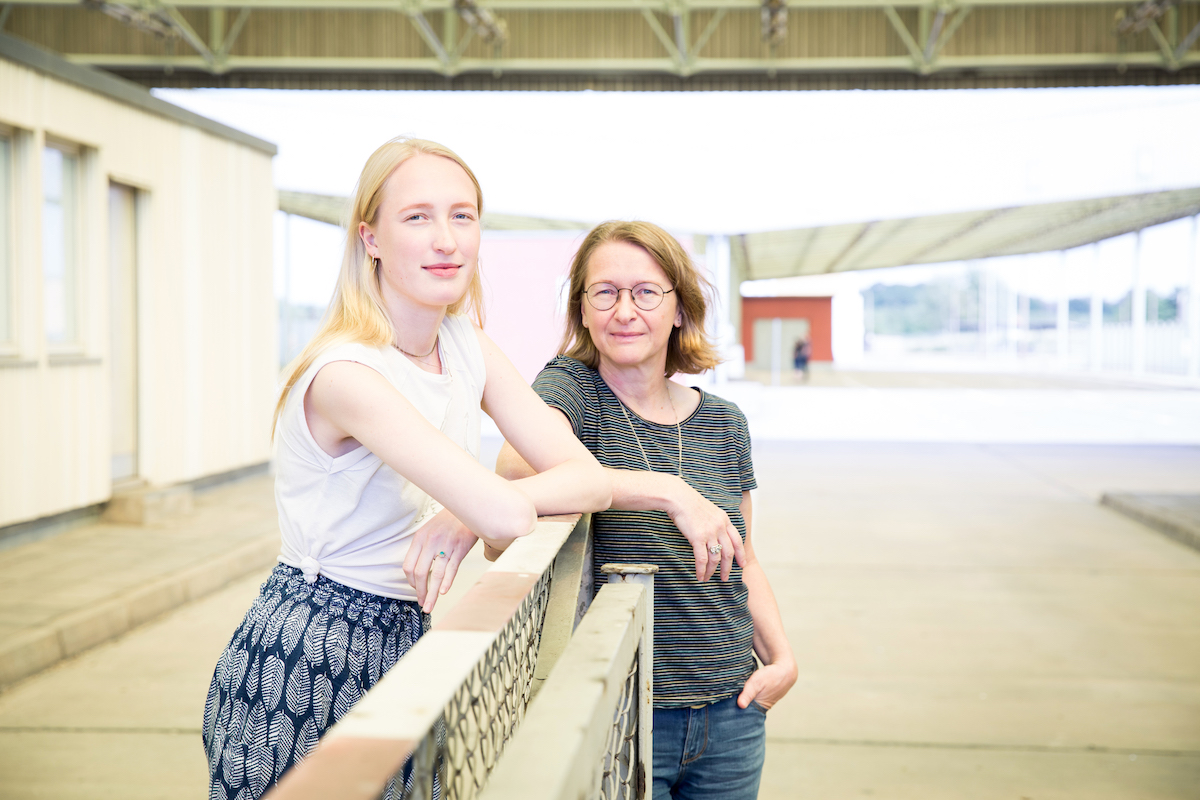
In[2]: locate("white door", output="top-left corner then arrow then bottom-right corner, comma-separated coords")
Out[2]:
109,184 -> 138,482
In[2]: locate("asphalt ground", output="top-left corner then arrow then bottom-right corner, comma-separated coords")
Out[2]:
1,440 -> 1198,798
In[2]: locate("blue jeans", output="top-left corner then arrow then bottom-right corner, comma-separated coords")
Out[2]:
652,695 -> 767,800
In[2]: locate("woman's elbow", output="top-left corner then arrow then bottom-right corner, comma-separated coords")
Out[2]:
481,496 -> 537,543
582,464 -> 612,512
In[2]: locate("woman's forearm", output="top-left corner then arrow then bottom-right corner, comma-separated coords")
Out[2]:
500,440 -> 687,515
511,458 -> 611,515
608,467 -> 690,513
743,559 -> 795,668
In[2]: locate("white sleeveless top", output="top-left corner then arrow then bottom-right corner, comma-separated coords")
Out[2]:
274,314 -> 485,601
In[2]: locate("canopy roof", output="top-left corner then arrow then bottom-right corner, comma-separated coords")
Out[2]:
733,187 -> 1200,280
6,1 -> 1200,91
277,190 -> 589,232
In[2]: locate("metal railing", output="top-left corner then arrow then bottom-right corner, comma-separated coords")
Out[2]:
480,564 -> 657,800
264,513 -> 596,800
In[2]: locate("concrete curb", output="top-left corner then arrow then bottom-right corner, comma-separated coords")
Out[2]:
0,534 -> 279,690
1100,493 -> 1200,553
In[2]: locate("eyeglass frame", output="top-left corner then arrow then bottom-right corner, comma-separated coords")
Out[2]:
583,281 -> 676,311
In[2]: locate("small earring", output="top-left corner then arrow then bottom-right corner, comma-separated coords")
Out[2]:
372,256 -> 380,270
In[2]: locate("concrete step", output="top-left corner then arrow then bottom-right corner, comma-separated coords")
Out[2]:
1100,493 -> 1200,553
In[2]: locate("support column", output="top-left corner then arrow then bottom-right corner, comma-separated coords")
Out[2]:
707,234 -> 731,383
1057,250 -> 1070,368
1132,229 -> 1146,375
1090,243 -> 1103,372
770,317 -> 782,386
1189,214 -> 1200,380
282,212 -> 292,368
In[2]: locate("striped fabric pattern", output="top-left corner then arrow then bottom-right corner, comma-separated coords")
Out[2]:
532,357 -> 757,708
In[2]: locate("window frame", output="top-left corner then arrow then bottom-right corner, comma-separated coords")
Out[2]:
41,137 -> 84,353
0,125 -> 13,354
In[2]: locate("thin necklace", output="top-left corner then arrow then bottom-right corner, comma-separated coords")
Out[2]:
393,335 -> 439,362
617,389 -> 683,478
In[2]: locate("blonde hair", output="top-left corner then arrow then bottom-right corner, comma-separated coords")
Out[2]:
558,220 -> 720,376
273,137 -> 485,431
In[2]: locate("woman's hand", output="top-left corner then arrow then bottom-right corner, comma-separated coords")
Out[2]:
736,657 -> 798,711
665,480 -> 747,582
402,508 -> 478,613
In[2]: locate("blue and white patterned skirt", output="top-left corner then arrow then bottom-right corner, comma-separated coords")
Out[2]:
203,563 -> 429,800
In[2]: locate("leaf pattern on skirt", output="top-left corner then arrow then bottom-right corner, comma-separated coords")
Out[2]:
268,711 -> 295,781
244,654 -> 261,703
368,628 -> 384,685
332,677 -> 361,725
303,612 -> 328,667
203,564 -> 427,800
348,625 -> 367,678
282,603 -> 310,657
325,618 -> 349,678
261,654 -> 286,711
284,661 -> 310,717
312,674 -> 333,730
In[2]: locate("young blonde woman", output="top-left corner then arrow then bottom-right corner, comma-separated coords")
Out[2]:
202,138 -> 609,799
498,221 -> 796,800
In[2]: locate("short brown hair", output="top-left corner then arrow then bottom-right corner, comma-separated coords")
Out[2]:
558,221 -> 720,376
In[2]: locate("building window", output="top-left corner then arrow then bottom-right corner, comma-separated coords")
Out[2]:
43,145 -> 79,346
0,134 -> 10,346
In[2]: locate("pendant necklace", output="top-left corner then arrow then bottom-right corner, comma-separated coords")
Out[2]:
617,389 -> 683,478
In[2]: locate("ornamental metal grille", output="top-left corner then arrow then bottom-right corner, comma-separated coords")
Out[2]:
401,566 -> 555,800
597,654 -> 641,800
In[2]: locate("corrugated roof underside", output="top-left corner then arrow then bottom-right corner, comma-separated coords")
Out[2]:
4,4 -> 1198,90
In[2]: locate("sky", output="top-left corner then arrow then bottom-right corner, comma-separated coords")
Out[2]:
156,86 -> 1200,306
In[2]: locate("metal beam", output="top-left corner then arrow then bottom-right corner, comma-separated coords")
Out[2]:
884,5 -> 925,70
641,8 -> 682,63
690,7 -> 726,59
929,5 -> 971,61
11,0 -> 1187,10
66,51 -> 1200,75
1177,19 -> 1200,60
407,9 -> 450,65
160,4 -> 217,68
1148,20 -> 1178,68
923,8 -> 944,62
672,3 -> 689,59
218,7 -> 250,58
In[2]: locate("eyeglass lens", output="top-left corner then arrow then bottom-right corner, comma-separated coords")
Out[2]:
586,283 -> 667,311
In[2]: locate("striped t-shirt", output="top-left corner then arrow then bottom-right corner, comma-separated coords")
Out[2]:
532,356 -> 757,708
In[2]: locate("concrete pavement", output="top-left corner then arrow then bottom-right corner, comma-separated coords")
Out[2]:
1,442 -> 1199,798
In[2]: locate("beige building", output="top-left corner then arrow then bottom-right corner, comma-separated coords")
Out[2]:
0,34 -> 277,531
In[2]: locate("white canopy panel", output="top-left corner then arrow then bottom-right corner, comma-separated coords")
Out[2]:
277,190 -> 589,232
734,187 -> 1200,280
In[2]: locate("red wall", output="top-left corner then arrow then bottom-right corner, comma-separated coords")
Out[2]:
741,297 -> 833,362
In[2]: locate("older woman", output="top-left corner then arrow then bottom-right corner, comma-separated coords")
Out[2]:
497,220 -> 795,800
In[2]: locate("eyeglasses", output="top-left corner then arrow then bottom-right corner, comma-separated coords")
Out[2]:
584,282 -> 675,311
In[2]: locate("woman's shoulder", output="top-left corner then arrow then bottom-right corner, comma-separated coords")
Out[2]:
543,355 -> 596,379
536,356 -> 602,394
532,355 -> 603,412
693,387 -> 749,425
307,341 -> 390,377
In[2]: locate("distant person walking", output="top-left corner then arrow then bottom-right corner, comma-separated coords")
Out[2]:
793,336 -> 811,381
202,137 -> 609,800
498,220 -> 796,800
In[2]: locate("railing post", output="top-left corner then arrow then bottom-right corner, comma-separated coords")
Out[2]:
601,563 -> 657,798
531,514 -> 594,700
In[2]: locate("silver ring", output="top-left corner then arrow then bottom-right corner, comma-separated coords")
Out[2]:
708,543 -> 722,555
